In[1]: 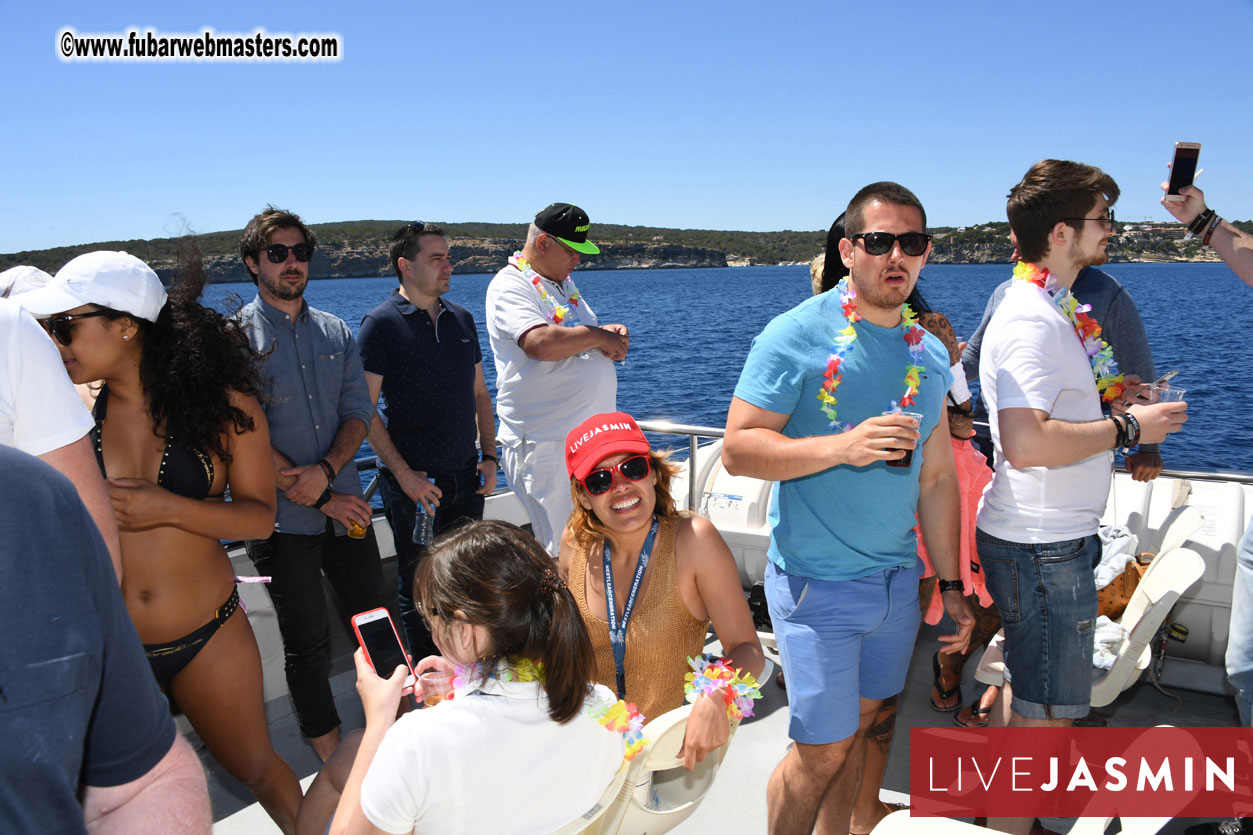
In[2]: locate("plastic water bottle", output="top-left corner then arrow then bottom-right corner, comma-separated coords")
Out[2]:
412,478 -> 436,545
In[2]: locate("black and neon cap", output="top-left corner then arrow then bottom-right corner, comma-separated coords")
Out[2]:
535,202 -> 600,255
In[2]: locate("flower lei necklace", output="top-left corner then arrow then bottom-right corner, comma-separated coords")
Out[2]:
1011,262 -> 1125,402
452,657 -> 648,761
509,252 -> 583,325
816,278 -> 926,431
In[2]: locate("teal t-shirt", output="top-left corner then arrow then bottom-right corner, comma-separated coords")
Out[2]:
732,290 -> 953,581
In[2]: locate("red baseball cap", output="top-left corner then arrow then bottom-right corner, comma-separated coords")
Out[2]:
565,412 -> 651,481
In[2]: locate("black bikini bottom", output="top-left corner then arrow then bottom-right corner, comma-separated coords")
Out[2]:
143,587 -> 240,689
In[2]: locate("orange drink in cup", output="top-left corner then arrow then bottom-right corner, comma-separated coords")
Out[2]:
420,671 -> 453,707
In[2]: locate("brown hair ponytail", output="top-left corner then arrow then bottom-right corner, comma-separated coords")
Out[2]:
415,520 -> 596,724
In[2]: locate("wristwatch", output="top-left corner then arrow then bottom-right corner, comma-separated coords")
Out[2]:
937,579 -> 964,593
480,454 -> 498,464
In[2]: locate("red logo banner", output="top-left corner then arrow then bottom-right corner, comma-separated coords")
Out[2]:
910,727 -> 1253,818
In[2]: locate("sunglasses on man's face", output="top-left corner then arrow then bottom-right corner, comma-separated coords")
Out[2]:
42,310 -> 113,346
263,242 -> 315,264
850,231 -> 932,257
580,455 -> 651,496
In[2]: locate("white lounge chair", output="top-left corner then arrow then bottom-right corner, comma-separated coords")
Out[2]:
1091,546 -> 1205,707
973,547 -> 1206,707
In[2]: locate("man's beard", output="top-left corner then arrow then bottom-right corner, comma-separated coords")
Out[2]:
261,270 -> 307,300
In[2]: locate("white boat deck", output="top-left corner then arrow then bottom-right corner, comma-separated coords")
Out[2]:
208,452 -> 1252,833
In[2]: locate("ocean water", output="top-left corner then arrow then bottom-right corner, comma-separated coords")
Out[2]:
203,262 -> 1250,476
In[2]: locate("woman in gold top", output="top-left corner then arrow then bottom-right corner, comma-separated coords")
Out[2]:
558,411 -> 764,770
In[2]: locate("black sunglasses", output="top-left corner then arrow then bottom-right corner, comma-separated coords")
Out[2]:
42,310 -> 113,346
263,242 -> 315,264
580,455 -> 651,496
1059,209 -> 1117,231
850,232 -> 932,257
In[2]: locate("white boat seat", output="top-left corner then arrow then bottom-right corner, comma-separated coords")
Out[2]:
594,702 -> 741,835
971,547 -> 1206,707
552,758 -> 634,835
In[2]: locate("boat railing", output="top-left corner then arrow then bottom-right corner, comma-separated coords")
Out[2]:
351,420 -> 1253,529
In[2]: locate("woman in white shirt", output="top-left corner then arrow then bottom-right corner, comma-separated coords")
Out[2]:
328,520 -> 643,835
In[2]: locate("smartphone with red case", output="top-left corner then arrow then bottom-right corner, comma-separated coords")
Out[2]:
351,608 -> 416,690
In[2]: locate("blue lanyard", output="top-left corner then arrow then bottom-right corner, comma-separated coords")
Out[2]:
602,516 -> 660,700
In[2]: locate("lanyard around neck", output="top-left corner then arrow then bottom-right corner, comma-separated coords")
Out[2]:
601,516 -> 660,700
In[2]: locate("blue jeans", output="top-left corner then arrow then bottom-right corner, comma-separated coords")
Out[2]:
1227,522 -> 1253,726
976,529 -> 1100,720
378,467 -> 484,660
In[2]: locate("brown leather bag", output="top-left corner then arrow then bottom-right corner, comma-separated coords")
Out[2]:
1097,554 -> 1152,619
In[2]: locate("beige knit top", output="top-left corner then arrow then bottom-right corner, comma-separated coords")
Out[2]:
570,516 -> 710,721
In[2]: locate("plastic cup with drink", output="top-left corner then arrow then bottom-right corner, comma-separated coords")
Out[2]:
881,410 -> 924,468
1144,384 -> 1187,404
419,670 -> 454,707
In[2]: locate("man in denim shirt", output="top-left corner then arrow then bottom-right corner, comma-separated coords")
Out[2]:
236,206 -> 385,762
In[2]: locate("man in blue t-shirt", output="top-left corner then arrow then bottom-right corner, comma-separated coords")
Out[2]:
359,222 -> 498,659
725,182 -> 973,835
0,446 -> 209,832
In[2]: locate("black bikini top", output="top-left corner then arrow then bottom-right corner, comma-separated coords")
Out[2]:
91,387 -> 216,500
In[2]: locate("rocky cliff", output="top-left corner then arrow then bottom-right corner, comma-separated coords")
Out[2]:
155,239 -> 728,283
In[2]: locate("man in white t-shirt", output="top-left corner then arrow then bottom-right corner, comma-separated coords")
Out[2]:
0,297 -> 122,577
484,203 -> 629,554
978,160 -> 1187,835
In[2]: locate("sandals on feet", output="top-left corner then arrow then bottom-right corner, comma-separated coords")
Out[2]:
930,651 -> 961,712
954,699 -> 992,728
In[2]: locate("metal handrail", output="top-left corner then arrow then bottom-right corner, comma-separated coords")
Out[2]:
637,419 -> 726,512
353,420 -> 1253,517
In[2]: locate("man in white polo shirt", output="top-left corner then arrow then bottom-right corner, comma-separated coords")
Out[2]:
484,203 -> 629,554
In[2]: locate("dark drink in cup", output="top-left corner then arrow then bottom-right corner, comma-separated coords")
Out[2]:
886,447 -> 914,468
882,411 -> 924,469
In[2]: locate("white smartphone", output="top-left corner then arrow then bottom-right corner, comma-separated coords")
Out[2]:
351,608 -> 416,690
1164,142 -> 1201,202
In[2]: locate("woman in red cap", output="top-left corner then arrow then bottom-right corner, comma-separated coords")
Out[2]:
560,411 -> 765,770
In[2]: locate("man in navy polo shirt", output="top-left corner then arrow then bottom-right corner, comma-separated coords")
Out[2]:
360,222 -> 498,659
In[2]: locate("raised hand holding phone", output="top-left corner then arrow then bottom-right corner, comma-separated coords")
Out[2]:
352,608 -> 416,693
1164,142 -> 1201,202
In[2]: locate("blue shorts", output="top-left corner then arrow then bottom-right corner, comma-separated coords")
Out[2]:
976,530 -> 1100,720
765,559 -> 922,745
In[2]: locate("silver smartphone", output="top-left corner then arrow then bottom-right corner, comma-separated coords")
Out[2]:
1164,143 -> 1201,203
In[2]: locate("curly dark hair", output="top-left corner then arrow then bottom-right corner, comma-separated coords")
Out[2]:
129,241 -> 264,462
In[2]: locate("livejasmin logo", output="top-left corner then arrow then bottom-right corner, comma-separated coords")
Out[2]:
568,421 -> 638,456
910,727 -> 1253,818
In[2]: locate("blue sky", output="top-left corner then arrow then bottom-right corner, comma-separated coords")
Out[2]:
3,0 -> 1252,253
